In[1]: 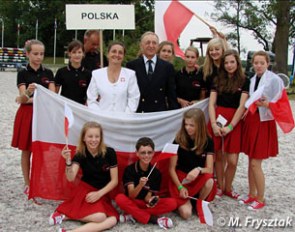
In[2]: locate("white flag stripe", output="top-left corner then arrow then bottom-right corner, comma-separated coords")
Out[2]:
162,143 -> 179,154
202,200 -> 213,226
64,103 -> 74,128
245,85 -> 264,108
33,85 -> 209,152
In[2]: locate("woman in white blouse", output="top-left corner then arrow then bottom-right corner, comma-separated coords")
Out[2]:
87,41 -> 140,112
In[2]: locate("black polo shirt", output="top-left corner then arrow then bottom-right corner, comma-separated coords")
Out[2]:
123,161 -> 161,200
55,64 -> 91,104
72,147 -> 117,190
17,64 -> 54,88
211,77 -> 250,109
174,137 -> 214,174
198,65 -> 219,98
175,67 -> 206,102
81,52 -> 108,72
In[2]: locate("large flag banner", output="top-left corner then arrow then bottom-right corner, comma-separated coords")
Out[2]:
30,85 -> 209,200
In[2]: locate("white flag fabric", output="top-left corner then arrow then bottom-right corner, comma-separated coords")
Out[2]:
30,84 -> 209,200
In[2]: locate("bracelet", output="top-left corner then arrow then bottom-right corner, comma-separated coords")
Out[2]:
197,167 -> 202,174
178,185 -> 184,191
227,124 -> 233,131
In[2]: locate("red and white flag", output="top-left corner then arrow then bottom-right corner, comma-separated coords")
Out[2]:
197,199 -> 213,226
245,71 -> 294,134
163,0 -> 193,58
147,143 -> 178,178
155,0 -> 194,58
156,143 -> 178,162
64,103 -> 74,139
30,85 -> 209,200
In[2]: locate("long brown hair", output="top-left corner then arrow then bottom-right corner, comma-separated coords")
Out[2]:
76,121 -> 107,157
215,49 -> 245,93
175,108 -> 209,155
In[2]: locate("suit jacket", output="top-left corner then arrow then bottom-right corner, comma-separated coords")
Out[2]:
126,56 -> 178,112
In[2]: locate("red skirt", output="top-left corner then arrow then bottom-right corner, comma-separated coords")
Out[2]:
241,111 -> 278,159
208,106 -> 241,153
168,170 -> 216,207
56,181 -> 118,220
11,104 -> 33,151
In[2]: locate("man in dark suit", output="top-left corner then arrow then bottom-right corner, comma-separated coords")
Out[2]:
126,31 -> 178,113
82,30 -> 108,72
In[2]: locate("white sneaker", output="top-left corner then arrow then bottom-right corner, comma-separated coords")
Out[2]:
119,214 -> 135,223
157,217 -> 173,229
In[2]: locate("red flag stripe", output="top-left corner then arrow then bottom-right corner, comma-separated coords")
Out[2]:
64,117 -> 69,137
163,0 -> 193,58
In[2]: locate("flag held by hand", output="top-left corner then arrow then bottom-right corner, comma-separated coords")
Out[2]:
156,143 -> 179,162
147,143 -> 178,178
197,199 -> 213,226
64,103 -> 74,139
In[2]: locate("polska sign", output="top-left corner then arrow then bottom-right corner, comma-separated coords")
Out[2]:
66,4 -> 135,30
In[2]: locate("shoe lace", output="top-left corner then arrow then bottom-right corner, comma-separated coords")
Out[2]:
158,218 -> 170,230
250,201 -> 259,208
55,215 -> 64,224
217,189 -> 223,196
231,191 -> 239,198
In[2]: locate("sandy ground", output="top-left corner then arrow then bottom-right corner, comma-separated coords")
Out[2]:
0,71 -> 294,232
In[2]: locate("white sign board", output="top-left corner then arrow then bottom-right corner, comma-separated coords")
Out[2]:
66,4 -> 135,30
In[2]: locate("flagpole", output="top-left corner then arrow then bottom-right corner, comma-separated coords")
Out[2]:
75,30 -> 77,40
113,29 -> 115,40
99,30 -> 104,67
35,19 -> 38,40
53,18 -> 57,65
147,162 -> 157,179
17,23 -> 20,48
65,136 -> 69,147
178,2 -> 224,38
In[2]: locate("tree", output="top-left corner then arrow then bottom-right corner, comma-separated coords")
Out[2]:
0,0 -> 154,60
212,0 -> 294,74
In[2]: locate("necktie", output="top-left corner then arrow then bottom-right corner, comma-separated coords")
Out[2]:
147,60 -> 153,80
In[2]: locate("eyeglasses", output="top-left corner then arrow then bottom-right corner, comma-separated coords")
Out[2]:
139,151 -> 154,156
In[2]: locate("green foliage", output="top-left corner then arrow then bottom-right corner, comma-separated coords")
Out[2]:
0,0 -> 154,59
212,0 -> 294,52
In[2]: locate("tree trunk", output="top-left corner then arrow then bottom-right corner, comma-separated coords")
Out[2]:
273,0 -> 290,74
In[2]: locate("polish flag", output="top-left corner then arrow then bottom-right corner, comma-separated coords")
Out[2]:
245,74 -> 294,134
147,143 -> 178,178
30,85 -> 209,200
269,89 -> 294,133
64,103 -> 74,139
155,0 -> 194,58
197,199 -> 213,226
156,143 -> 178,162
